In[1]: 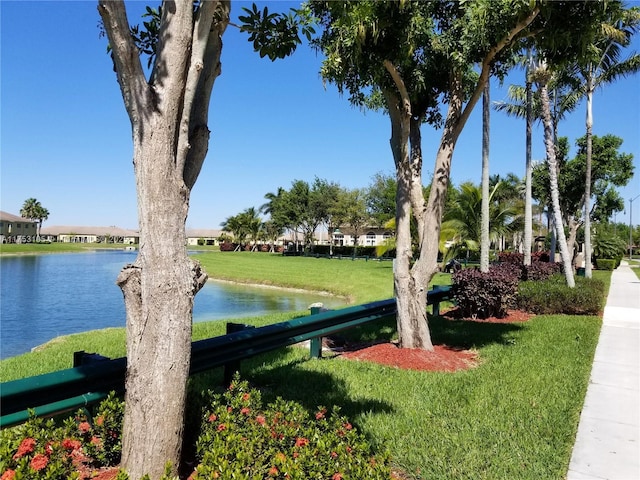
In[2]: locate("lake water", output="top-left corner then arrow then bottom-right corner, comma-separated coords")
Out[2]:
0,251 -> 343,359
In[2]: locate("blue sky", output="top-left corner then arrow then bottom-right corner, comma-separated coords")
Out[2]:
2,1 -> 639,230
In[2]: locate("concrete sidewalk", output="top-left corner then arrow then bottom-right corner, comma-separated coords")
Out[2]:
567,261 -> 640,480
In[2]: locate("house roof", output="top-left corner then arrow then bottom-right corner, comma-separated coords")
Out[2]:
185,229 -> 224,238
0,211 -> 38,223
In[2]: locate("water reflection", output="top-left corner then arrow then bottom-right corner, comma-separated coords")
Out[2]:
0,251 -> 343,359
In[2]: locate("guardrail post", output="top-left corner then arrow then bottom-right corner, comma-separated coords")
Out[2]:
223,323 -> 254,386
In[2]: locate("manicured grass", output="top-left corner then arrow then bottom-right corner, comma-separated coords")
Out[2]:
0,253 -> 607,479
194,251 -> 450,303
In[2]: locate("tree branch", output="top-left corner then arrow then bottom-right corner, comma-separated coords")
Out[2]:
183,1 -> 231,189
97,0 -> 151,127
457,6 -> 541,137
383,59 -> 412,119
176,0 -> 219,177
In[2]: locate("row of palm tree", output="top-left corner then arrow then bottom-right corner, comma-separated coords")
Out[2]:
493,5 -> 639,282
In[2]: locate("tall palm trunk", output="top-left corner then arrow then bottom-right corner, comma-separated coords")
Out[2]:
523,57 -> 533,266
480,80 -> 490,272
538,76 -> 575,287
584,74 -> 594,278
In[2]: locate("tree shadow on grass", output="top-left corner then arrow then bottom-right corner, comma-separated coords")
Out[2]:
428,314 -> 525,350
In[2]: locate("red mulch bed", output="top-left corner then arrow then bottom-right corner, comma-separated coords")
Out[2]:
338,309 -> 534,373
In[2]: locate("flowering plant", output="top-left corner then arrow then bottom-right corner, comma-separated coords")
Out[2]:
192,376 -> 391,479
0,392 -> 124,479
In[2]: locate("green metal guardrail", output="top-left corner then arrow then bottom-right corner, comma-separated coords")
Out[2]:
0,287 -> 452,429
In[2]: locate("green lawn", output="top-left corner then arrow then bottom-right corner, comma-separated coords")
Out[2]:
0,251 -> 605,479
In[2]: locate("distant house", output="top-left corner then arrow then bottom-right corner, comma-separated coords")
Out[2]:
40,225 -> 139,244
186,229 -> 225,246
0,211 -> 39,243
328,227 -> 394,247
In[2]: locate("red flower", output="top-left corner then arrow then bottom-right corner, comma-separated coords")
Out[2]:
208,414 -> 218,423
268,466 -> 279,476
332,473 -> 343,480
95,416 -> 105,427
13,438 -> 36,459
315,411 -> 325,420
78,422 -> 91,433
293,452 -> 299,459
227,407 -> 233,413
30,453 -> 49,471
241,407 -> 251,415
242,393 -> 250,401
255,415 -> 266,425
62,438 -> 82,451
295,437 -> 309,447
331,451 -> 338,458
1,470 -> 16,480
91,436 -> 102,447
217,424 -> 226,432
343,422 -> 352,430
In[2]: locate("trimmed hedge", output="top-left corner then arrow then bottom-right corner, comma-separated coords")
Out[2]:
516,274 -> 605,315
595,258 -> 617,271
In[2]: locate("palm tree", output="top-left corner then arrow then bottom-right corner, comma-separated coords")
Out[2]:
531,61 -> 575,287
568,7 -> 640,278
441,182 -> 520,263
20,198 -> 49,239
480,80 -> 490,272
494,61 -> 582,264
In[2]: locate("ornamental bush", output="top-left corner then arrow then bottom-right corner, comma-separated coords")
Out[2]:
516,274 -> 605,315
192,377 -> 391,480
451,263 -> 519,319
594,258 -> 617,271
0,393 -> 125,480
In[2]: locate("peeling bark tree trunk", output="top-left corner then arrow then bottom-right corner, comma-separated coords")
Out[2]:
538,79 -> 575,288
98,1 -> 230,478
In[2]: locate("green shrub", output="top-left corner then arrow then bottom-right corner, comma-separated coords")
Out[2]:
192,377 -> 391,479
0,394 -> 125,479
452,263 -> 519,319
517,274 -> 605,315
595,258 -> 617,271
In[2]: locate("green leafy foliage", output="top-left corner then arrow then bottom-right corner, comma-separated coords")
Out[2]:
0,396 -> 124,479
193,377 -> 391,479
517,274 -> 605,314
593,227 -> 627,261
238,3 -> 315,61
594,258 -> 618,271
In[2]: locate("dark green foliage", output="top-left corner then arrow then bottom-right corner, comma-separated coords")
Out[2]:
517,274 -> 605,315
452,264 -> 519,319
593,227 -> 627,262
193,377 -> 391,479
594,259 -> 617,271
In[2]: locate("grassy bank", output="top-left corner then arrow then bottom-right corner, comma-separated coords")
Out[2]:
0,253 -> 607,479
0,242 -> 135,255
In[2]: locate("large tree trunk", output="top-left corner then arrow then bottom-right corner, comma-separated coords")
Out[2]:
117,129 -> 207,478
480,80 -> 490,273
539,80 -> 575,287
99,1 -> 229,477
382,80 -> 432,350
584,78 -> 594,278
